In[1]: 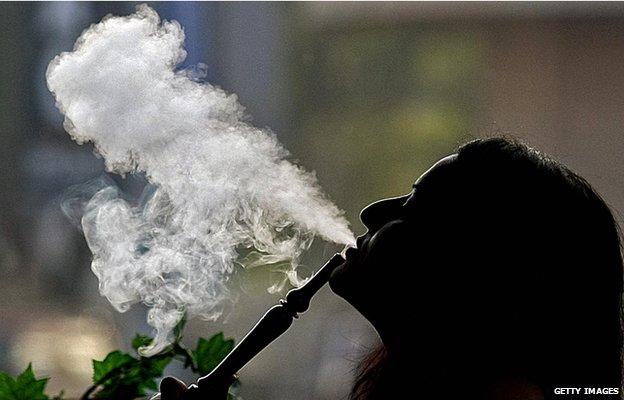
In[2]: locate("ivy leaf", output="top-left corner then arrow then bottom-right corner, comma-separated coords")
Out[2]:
91,349 -> 174,399
173,314 -> 187,341
131,335 -> 153,353
0,364 -> 49,400
137,355 -> 172,393
92,351 -> 135,384
143,355 -> 171,377
192,333 -> 234,376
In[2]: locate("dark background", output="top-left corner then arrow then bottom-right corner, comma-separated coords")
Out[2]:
2,2 -> 624,398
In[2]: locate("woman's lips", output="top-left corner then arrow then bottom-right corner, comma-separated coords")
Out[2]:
343,233 -> 370,261
356,234 -> 368,249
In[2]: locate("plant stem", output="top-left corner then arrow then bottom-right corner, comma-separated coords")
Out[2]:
79,363 -> 129,400
172,342 -> 197,372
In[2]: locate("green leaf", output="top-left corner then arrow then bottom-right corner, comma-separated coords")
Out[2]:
91,348 -> 174,399
131,335 -> 153,353
0,364 -> 50,400
92,351 -> 136,384
144,355 -> 171,377
87,328 -> 235,399
192,333 -> 234,376
173,313 -> 187,341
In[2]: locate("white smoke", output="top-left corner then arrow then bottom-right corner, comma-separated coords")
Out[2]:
46,4 -> 354,355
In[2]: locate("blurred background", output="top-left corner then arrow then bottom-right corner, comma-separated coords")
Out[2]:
2,2 -> 624,399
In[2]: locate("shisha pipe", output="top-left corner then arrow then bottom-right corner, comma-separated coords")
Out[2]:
155,252 -> 346,399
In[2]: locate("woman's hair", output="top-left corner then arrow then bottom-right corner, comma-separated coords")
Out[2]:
351,137 -> 623,399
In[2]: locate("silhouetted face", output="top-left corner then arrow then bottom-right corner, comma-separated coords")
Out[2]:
329,154 -> 459,327
327,152 -> 529,394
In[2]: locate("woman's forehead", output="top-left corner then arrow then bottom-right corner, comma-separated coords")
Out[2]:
414,154 -> 458,187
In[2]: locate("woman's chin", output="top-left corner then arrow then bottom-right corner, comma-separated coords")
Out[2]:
328,262 -> 350,297
329,249 -> 365,298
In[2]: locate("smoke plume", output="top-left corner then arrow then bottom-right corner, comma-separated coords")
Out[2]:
46,4 -> 354,355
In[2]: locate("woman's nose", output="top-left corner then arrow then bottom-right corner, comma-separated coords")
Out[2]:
359,194 -> 410,231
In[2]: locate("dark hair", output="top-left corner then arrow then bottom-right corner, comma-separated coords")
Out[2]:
351,137 -> 623,399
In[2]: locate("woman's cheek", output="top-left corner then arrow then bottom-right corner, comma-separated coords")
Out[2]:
364,222 -> 412,265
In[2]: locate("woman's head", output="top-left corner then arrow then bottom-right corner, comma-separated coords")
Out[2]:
330,137 -> 623,397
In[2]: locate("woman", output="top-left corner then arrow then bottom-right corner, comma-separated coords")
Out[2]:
160,138 -> 623,399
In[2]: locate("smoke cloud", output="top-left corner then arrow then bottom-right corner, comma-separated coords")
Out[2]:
47,4 -> 354,355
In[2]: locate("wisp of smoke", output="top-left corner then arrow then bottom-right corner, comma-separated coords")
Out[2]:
46,4 -> 354,355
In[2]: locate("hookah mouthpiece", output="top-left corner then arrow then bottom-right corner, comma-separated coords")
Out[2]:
150,253 -> 345,399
